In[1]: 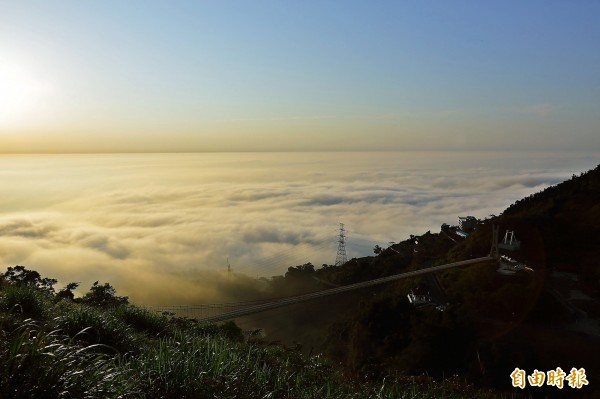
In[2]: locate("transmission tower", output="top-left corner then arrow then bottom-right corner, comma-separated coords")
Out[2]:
489,224 -> 500,260
335,223 -> 347,266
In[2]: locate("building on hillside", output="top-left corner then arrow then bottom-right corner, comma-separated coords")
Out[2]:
458,216 -> 478,232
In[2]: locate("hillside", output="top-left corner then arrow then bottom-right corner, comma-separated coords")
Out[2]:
314,164 -> 600,398
500,164 -> 600,280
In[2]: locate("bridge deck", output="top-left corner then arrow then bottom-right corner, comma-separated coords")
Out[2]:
190,255 -> 495,323
148,225 -> 500,322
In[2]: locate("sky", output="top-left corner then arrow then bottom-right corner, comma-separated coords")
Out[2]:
1,1 -> 599,152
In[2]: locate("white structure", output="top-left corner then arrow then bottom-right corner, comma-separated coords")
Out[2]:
498,230 -> 521,251
455,230 -> 469,238
496,255 -> 525,275
407,290 -> 432,307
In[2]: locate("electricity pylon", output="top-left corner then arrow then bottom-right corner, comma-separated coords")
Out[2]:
335,223 -> 347,266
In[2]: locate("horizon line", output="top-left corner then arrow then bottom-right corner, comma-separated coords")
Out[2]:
0,149 -> 592,155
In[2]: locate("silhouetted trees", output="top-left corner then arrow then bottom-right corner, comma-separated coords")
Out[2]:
81,281 -> 129,307
56,282 -> 79,301
1,265 -> 57,294
1,266 -> 129,307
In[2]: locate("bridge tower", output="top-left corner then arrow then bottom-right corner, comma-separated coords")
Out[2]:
335,223 -> 347,266
489,224 -> 500,259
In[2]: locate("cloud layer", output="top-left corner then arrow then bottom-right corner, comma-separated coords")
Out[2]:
0,152 -> 596,305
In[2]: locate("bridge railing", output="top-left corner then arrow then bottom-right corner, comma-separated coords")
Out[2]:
146,227 -> 501,322
146,255 -> 496,322
145,297 -> 288,319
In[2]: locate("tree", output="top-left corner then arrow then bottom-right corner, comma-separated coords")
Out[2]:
2,265 -> 57,294
56,282 -> 79,301
373,245 -> 383,255
81,281 -> 128,307
285,263 -> 315,278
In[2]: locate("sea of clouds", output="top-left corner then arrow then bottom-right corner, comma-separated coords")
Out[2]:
0,151 -> 597,305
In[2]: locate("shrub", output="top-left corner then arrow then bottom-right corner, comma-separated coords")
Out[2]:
114,305 -> 170,336
81,281 -> 128,307
0,285 -> 49,319
53,304 -> 136,355
218,320 -> 245,342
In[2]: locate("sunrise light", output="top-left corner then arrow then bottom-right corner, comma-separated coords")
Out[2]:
0,59 -> 53,128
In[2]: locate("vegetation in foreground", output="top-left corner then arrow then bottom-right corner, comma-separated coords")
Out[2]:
0,266 -> 515,399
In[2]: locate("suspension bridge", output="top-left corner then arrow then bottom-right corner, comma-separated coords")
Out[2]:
148,226 -> 501,323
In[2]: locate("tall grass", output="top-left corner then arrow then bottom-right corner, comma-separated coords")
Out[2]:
0,285 -> 50,319
113,305 -> 170,336
0,284 -> 519,398
0,319 -> 136,398
129,332 -> 337,398
52,304 -> 137,355
128,332 -> 498,399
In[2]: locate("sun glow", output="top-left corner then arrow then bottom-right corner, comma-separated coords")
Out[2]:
0,61 -> 53,129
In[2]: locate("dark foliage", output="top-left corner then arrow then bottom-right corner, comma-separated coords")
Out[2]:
56,282 -> 79,301
1,265 -> 57,294
81,281 -> 129,307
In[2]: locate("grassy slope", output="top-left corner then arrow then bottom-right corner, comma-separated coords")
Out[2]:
0,282 -> 509,399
